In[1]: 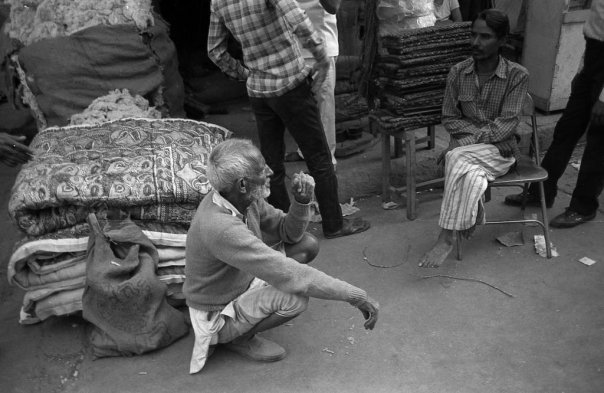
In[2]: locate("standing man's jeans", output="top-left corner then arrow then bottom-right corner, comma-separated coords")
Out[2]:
533,37 -> 604,215
297,56 -> 337,166
249,78 -> 343,234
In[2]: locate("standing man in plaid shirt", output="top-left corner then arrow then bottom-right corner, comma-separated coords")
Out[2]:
207,0 -> 369,239
419,9 -> 529,268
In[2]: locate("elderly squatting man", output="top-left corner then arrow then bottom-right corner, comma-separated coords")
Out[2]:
184,138 -> 379,373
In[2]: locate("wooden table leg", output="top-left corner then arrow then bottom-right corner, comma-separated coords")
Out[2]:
394,137 -> 403,158
382,133 -> 391,204
427,125 -> 436,150
405,131 -> 417,220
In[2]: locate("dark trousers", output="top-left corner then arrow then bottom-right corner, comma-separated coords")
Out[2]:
533,37 -> 604,215
249,79 -> 343,233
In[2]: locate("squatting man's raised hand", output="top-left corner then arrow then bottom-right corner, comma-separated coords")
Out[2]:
291,171 -> 315,204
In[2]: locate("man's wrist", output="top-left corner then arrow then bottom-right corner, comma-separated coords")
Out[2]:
294,196 -> 311,205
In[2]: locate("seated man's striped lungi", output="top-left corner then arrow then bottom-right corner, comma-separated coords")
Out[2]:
439,144 -> 515,232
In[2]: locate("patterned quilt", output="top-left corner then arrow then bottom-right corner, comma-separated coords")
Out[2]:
9,118 -> 231,236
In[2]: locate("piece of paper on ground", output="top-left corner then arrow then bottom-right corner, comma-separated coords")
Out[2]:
309,199 -> 360,223
533,235 -> 559,257
578,256 -> 597,266
496,231 -> 524,247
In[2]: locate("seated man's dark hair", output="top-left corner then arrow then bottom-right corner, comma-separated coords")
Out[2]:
474,8 -> 510,39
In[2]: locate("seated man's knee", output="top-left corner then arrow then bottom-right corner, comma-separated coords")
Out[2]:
284,232 -> 320,264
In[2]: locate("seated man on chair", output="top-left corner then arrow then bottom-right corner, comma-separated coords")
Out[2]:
419,9 -> 529,268
184,138 -> 379,373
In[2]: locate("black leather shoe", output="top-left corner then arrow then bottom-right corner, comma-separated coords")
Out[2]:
550,209 -> 596,228
324,218 -> 370,239
504,192 -> 553,209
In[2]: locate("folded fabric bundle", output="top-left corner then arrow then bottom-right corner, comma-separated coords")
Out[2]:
383,36 -> 471,55
371,23 -> 472,130
335,93 -> 370,123
10,222 -> 188,324
377,62 -> 456,79
9,118 -> 231,237
380,21 -> 472,42
9,223 -> 188,287
370,111 -> 442,131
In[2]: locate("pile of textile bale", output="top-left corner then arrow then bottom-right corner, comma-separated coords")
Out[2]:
4,0 -> 154,46
369,22 -> 472,131
1,0 -> 184,130
6,92 -> 231,324
376,0 -> 436,35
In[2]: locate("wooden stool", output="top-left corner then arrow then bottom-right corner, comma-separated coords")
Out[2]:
379,124 -> 442,220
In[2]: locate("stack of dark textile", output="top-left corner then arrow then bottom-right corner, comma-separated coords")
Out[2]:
335,92 -> 369,123
371,22 -> 472,131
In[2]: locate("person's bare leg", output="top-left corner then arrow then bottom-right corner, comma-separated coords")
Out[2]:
418,229 -> 454,268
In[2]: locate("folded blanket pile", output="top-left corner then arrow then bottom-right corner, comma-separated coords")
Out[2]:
7,117 -> 231,323
373,22 -> 471,131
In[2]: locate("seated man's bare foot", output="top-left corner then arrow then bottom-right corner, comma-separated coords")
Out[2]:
418,241 -> 453,268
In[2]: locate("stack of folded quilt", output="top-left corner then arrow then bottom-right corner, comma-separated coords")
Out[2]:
371,22 -> 472,131
7,117 -> 231,324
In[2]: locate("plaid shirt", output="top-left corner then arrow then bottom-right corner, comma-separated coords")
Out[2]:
442,56 -> 529,147
208,0 -> 326,98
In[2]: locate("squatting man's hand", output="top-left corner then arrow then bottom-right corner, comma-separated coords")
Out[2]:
356,296 -> 379,330
0,133 -> 33,167
291,171 -> 315,204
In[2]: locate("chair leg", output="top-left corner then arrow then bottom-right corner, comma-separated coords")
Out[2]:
520,183 -> 529,212
455,231 -> 462,260
537,181 -> 552,258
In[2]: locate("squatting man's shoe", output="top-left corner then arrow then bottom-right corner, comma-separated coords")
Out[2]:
224,335 -> 286,362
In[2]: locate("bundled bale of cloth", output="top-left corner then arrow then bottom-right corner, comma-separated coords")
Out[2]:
6,116 -> 231,324
370,22 -> 472,131
4,0 -> 154,46
335,92 -> 369,124
1,0 -> 184,129
69,88 -> 162,126
376,0 -> 436,35
9,221 -> 188,325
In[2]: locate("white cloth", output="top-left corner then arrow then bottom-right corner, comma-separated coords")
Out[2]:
189,191 -> 247,374
433,0 -> 460,22
584,0 -> 604,42
438,144 -> 515,231
189,277 -> 267,374
297,0 -> 339,58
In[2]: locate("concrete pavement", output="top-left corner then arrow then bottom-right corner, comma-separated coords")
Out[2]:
1,101 -> 604,392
